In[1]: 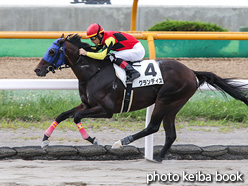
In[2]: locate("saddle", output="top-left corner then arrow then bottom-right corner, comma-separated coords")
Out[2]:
114,60 -> 164,113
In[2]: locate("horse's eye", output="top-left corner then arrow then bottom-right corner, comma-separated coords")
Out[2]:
49,49 -> 56,56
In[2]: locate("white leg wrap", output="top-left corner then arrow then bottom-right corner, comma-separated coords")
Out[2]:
93,138 -> 99,146
111,140 -> 123,149
41,140 -> 49,149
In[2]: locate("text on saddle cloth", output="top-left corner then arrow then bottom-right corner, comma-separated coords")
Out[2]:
113,60 -> 164,88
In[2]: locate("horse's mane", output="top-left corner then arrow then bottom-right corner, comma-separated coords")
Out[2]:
66,34 -> 96,52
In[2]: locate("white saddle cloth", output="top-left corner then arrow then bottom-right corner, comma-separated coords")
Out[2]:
113,60 -> 164,88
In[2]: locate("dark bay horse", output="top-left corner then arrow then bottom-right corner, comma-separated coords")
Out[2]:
34,34 -> 248,162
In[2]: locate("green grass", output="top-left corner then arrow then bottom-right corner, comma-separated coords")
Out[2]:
0,90 -> 81,121
179,91 -> 248,123
0,90 -> 248,131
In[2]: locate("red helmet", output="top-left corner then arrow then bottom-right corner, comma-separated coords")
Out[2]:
86,23 -> 104,38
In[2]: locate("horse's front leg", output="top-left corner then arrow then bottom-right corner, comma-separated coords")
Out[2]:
41,104 -> 92,148
72,105 -> 113,144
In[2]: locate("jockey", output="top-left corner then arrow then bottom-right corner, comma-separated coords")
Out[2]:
79,23 -> 145,82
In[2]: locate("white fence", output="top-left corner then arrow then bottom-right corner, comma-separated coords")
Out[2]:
1,79 -> 248,160
0,79 -> 78,90
1,79 -> 248,90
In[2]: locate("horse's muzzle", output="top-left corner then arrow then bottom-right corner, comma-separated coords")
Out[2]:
34,68 -> 48,77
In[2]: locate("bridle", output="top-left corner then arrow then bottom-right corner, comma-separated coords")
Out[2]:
46,38 -> 69,73
46,38 -> 103,85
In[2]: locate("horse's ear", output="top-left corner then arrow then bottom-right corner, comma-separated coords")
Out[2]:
66,34 -> 74,41
60,34 -> 64,38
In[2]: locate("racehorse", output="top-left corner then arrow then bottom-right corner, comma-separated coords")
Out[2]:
34,34 -> 248,162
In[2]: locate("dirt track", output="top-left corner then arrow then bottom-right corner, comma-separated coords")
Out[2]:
1,159 -> 247,186
0,57 -> 248,79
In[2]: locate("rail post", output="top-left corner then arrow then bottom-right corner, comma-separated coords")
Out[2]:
146,34 -> 156,59
145,104 -> 155,160
130,0 -> 138,31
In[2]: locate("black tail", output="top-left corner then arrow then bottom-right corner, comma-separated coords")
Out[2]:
194,71 -> 248,106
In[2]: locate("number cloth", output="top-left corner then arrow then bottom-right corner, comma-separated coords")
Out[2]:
114,60 -> 164,88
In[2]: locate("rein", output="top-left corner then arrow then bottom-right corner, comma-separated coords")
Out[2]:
74,56 -> 103,85
64,54 -> 103,85
70,55 -> 83,69
78,67 -> 102,85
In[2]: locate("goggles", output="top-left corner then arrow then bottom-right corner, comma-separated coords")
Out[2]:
90,36 -> 97,41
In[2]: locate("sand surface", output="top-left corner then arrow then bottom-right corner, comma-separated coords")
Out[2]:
0,57 -> 248,79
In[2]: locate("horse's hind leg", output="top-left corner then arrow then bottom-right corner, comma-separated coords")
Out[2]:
112,102 -> 165,148
112,98 -> 187,162
154,113 -> 177,162
130,105 -> 164,141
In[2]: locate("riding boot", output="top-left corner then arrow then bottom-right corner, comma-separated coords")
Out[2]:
111,56 -> 140,82
124,63 -> 140,82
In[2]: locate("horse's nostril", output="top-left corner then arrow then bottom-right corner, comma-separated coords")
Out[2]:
34,68 -> 40,73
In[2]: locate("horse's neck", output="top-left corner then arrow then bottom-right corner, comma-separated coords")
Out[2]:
71,56 -> 105,82
64,41 -> 104,82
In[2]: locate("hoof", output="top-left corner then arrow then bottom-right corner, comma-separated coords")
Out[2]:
93,137 -> 99,146
154,155 -> 163,163
111,140 -> 123,149
41,140 -> 49,149
145,158 -> 162,164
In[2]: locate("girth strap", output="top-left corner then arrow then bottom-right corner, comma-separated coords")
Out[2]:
120,82 -> 133,113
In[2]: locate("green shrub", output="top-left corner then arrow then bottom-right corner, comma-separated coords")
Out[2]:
148,19 -> 228,32
148,19 -> 229,57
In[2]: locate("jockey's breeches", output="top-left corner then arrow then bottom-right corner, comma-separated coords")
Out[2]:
113,42 -> 145,62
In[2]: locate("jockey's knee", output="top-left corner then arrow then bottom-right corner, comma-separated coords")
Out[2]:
108,53 -> 125,66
